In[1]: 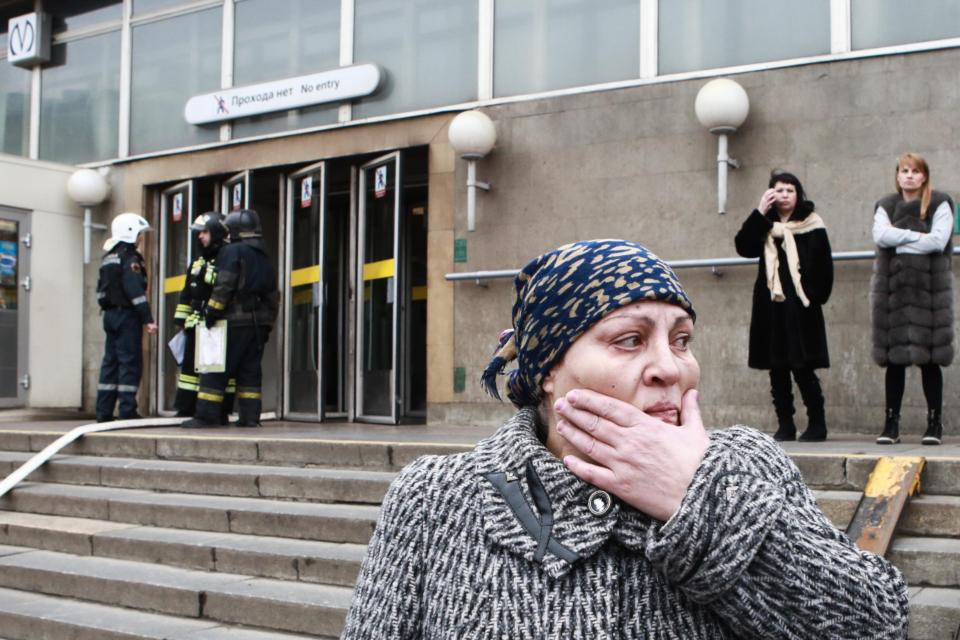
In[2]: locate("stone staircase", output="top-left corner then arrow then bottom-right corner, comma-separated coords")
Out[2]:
0,429 -> 956,639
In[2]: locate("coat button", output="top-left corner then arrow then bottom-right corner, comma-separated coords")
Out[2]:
587,489 -> 612,516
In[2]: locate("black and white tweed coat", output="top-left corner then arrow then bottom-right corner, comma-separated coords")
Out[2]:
342,408 -> 908,639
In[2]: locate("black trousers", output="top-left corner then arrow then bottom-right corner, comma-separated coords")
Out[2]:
96,308 -> 142,420
195,325 -> 266,425
769,367 -> 825,423
173,327 -> 235,422
885,364 -> 942,414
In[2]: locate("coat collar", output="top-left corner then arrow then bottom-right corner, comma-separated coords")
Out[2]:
474,407 -> 653,578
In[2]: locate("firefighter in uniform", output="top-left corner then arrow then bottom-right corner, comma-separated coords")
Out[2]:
182,209 -> 278,428
172,211 -> 234,420
96,212 -> 158,422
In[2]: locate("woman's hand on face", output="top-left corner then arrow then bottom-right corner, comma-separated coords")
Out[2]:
555,388 -> 710,523
758,188 -> 777,214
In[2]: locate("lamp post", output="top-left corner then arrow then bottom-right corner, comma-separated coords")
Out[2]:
695,78 -> 750,214
67,168 -> 110,264
448,110 -> 497,232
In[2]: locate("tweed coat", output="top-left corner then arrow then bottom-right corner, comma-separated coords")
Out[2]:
342,408 -> 908,639
871,190 -> 955,367
734,207 -> 833,370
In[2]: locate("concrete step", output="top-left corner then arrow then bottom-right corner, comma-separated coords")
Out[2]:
791,453 -> 960,496
0,482 -> 379,544
0,451 -> 395,504
813,490 -> 960,538
0,511 -> 365,587
889,537 -> 960,588
0,545 -> 353,636
907,587 -> 960,640
0,429 -> 468,471
0,585 -> 328,640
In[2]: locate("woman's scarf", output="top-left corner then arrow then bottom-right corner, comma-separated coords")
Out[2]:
481,239 -> 695,408
764,212 -> 825,307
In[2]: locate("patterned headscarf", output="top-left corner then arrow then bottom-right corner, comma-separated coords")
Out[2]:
481,239 -> 695,408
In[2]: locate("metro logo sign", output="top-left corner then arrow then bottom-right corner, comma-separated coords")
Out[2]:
7,13 -> 50,67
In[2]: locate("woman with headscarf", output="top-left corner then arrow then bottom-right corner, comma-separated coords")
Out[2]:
735,171 -> 833,442
342,239 -> 907,639
872,152 -> 955,445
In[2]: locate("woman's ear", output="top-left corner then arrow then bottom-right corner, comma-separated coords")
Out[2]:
541,372 -> 555,396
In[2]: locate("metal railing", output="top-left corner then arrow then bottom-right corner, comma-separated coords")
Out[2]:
445,248 -> 960,283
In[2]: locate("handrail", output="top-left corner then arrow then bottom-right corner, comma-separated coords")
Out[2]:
445,247 -> 960,282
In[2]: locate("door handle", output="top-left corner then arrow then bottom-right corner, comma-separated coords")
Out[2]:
20,276 -> 30,291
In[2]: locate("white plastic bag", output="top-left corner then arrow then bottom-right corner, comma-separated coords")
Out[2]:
167,330 -> 186,367
196,320 -> 227,373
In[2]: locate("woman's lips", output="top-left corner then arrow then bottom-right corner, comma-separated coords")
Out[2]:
645,402 -> 680,425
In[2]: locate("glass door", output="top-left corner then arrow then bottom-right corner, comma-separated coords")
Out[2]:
222,171 -> 250,214
284,162 -> 325,419
356,152 -> 401,423
0,209 -> 29,408
157,181 -> 194,414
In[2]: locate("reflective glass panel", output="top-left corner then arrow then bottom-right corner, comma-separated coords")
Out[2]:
659,0 -> 830,75
354,0 -> 477,118
133,0 -> 194,15
288,170 -> 322,415
232,0 -> 340,139
130,7 -> 221,155
0,48 -> 31,156
495,0 -> 639,97
160,185 -> 192,411
40,32 -> 120,164
45,0 -> 122,32
852,0 -> 960,50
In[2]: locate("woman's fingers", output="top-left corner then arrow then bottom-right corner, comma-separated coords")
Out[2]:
556,419 -> 618,461
562,454 -> 617,491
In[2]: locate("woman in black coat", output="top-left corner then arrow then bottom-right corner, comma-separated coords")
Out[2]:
735,172 -> 833,442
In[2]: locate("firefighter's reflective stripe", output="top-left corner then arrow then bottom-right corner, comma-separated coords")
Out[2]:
97,383 -> 117,391
117,384 -> 138,393
177,373 -> 200,391
131,296 -> 148,306
174,303 -> 192,320
226,379 -> 237,393
208,298 -> 226,310
198,390 -> 224,403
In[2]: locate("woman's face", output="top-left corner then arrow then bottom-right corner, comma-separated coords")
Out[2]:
772,181 -> 798,215
897,163 -> 927,194
541,300 -> 700,458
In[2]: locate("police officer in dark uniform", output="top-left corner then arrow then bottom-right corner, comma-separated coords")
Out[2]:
173,211 -> 234,420
96,212 -> 158,422
182,209 -> 278,428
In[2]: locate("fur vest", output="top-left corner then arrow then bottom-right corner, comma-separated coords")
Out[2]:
342,408 -> 908,639
871,190 -> 955,367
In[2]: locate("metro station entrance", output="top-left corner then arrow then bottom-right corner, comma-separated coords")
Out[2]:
153,147 -> 427,424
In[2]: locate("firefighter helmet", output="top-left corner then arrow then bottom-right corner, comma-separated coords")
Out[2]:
224,209 -> 262,242
191,211 -> 229,245
103,212 -> 149,251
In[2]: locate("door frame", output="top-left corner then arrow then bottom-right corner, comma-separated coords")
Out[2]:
156,180 -> 194,415
283,161 -> 326,421
0,207 -> 30,408
355,151 -> 402,424
221,171 -> 251,214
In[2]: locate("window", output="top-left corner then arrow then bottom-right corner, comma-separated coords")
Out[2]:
494,0 -> 640,97
852,0 -> 960,50
353,0 -> 477,118
659,0 -> 831,75
40,33 -> 121,163
130,7 -> 222,154
0,35 -> 31,157
44,0 -> 122,33
232,0 -> 340,139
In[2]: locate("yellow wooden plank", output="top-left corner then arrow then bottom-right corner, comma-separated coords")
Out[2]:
362,258 -> 395,281
164,275 -> 186,294
412,285 -> 427,301
290,265 -> 321,287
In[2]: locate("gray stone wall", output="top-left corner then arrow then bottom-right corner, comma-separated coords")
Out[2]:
438,48 -> 960,435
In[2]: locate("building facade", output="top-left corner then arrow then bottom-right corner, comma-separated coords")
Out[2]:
1,0 -> 959,433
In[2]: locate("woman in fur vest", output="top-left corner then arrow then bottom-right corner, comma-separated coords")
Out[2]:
872,152 -> 955,445
735,172 -> 833,442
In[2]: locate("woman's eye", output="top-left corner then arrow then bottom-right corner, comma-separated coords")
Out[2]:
614,335 -> 640,348
673,334 -> 692,349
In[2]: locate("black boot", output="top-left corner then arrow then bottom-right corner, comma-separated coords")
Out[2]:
798,418 -> 827,442
773,416 -> 796,442
876,409 -> 900,445
180,417 -> 220,429
795,368 -> 827,442
922,409 -> 943,445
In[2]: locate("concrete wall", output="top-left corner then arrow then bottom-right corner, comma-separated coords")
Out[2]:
0,154 -> 83,408
437,48 -> 960,435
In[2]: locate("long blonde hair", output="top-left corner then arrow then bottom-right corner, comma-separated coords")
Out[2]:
895,152 -> 933,219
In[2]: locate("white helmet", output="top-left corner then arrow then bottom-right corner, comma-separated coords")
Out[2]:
104,212 -> 150,251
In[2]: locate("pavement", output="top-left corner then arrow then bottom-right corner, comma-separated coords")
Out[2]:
0,409 -> 958,458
